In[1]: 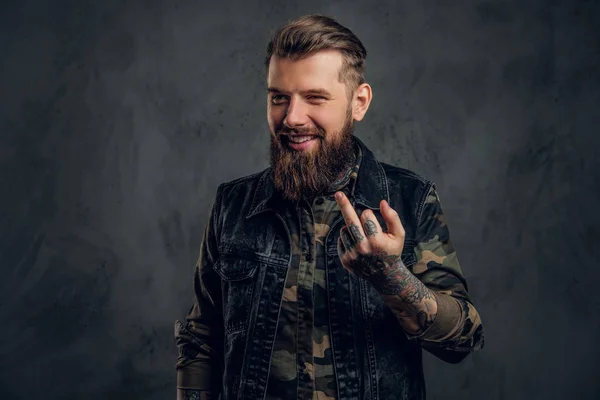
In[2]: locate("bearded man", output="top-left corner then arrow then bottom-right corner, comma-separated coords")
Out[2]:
175,14 -> 484,400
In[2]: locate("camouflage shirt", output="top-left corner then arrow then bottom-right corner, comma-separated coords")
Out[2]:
264,140 -> 483,399
265,141 -> 362,400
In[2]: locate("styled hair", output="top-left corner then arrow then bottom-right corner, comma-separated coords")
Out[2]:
265,15 -> 367,92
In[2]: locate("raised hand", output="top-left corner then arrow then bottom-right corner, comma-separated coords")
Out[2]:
334,191 -> 438,336
334,191 -> 406,288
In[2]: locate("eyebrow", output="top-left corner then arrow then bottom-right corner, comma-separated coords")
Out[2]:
266,87 -> 332,97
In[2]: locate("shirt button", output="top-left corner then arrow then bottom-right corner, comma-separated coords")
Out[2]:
315,197 -> 324,205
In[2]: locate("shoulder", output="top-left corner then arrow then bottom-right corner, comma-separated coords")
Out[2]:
212,168 -> 269,210
220,168 -> 267,188
377,161 -> 437,224
379,161 -> 435,200
216,168 -> 269,195
379,161 -> 433,187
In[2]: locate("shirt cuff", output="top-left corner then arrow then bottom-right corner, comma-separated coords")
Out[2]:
176,360 -> 213,390
412,291 -> 464,342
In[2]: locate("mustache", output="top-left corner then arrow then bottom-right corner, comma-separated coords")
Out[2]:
277,126 -> 324,137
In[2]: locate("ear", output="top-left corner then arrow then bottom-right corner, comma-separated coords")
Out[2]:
351,83 -> 373,122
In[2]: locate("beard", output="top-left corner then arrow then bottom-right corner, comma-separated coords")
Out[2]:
270,108 -> 355,202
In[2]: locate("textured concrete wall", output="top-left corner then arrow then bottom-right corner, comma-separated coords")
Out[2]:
1,0 -> 599,398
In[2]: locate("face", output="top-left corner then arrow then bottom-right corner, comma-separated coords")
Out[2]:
267,50 -> 371,201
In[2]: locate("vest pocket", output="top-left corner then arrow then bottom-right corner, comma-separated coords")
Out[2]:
213,255 -> 259,334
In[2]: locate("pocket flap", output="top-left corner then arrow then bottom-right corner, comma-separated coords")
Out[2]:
213,255 -> 259,282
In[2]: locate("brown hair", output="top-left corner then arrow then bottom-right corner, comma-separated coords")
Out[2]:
265,15 -> 367,93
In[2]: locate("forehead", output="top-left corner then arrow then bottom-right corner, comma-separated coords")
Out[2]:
267,50 -> 345,91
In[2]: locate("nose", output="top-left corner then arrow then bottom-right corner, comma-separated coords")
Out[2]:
283,97 -> 309,128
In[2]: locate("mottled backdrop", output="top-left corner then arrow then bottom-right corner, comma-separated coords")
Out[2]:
1,0 -> 599,399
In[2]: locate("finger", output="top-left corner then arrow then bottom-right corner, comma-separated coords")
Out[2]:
360,209 -> 383,239
340,226 -> 356,253
334,191 -> 366,243
348,222 -> 367,247
381,199 -> 405,238
336,237 -> 351,271
339,227 -> 356,268
337,236 -> 345,260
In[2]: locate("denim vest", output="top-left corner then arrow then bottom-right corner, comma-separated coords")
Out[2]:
214,136 -> 432,400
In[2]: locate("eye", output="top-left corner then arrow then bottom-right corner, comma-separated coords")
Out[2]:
307,95 -> 326,103
270,94 -> 288,105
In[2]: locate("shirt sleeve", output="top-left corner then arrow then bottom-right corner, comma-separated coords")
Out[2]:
174,185 -> 224,391
408,184 -> 484,361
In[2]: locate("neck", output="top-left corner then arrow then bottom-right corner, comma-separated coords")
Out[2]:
328,144 -> 357,192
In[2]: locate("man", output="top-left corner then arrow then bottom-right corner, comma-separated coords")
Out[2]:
175,14 -> 484,400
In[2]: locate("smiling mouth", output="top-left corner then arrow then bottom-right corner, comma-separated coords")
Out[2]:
285,135 -> 318,144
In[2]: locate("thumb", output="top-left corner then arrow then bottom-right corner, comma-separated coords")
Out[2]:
381,200 -> 404,237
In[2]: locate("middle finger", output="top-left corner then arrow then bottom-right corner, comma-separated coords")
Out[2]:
335,191 -> 366,244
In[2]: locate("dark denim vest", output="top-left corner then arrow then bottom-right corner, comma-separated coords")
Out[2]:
213,137 -> 433,400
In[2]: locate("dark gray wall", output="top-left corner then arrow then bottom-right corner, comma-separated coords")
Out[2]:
1,0 -> 599,399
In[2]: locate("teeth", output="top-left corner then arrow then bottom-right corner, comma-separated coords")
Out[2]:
288,135 -> 315,143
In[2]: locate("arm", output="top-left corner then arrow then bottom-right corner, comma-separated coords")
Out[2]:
372,185 -> 484,363
174,185 -> 224,397
334,186 -> 484,363
367,257 -> 438,337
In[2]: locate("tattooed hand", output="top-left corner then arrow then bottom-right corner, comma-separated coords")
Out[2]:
334,191 -> 438,335
334,191 -> 406,285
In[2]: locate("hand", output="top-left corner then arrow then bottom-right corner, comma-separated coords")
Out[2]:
334,191 -> 406,283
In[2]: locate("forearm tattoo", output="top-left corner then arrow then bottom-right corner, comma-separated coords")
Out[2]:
375,258 -> 433,302
177,389 -> 211,400
345,250 -> 436,335
417,307 -> 435,332
338,217 -> 437,335
375,259 -> 436,334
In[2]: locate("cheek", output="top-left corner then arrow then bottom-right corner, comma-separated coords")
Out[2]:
267,107 -> 285,131
313,108 -> 345,134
